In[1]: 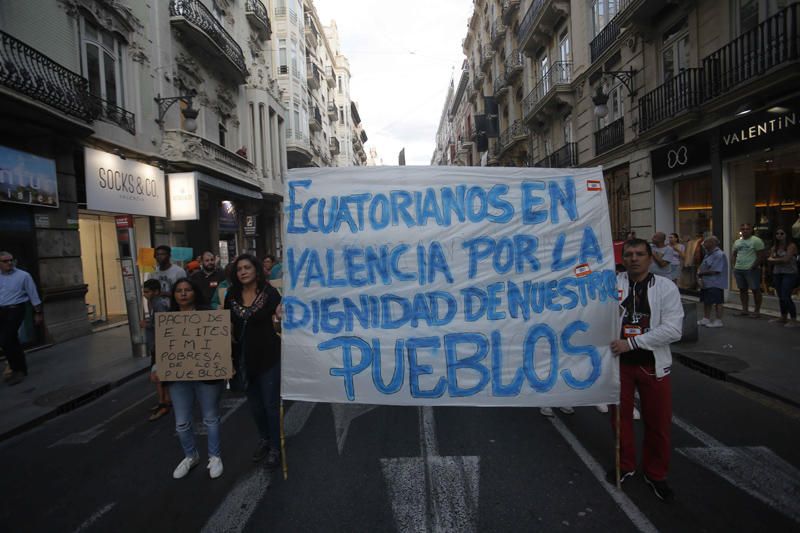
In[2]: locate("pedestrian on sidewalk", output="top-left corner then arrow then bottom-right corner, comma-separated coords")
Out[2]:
697,236 -> 728,328
610,239 -> 683,502
141,279 -> 171,421
0,251 -> 42,386
146,245 -> 187,296
649,232 -> 676,280
731,223 -> 766,318
167,278 -> 225,480
667,233 -> 685,284
766,227 -> 798,327
190,251 -> 225,309
225,254 -> 283,470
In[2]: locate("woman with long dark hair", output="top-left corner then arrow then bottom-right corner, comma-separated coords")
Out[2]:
167,278 -> 226,479
224,254 -> 282,468
767,227 -> 798,327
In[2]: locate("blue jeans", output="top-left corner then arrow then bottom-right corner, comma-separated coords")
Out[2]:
246,364 -> 281,445
170,381 -> 223,458
773,273 -> 798,319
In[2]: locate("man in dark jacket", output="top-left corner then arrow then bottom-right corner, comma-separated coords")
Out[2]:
190,251 -> 225,309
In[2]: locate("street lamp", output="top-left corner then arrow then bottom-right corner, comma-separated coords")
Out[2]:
591,68 -> 637,118
155,89 -> 199,132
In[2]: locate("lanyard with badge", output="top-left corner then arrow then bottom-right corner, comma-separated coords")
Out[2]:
622,281 -> 644,338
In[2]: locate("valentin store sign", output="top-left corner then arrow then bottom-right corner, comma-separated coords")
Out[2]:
281,166 -> 620,407
84,147 -> 166,217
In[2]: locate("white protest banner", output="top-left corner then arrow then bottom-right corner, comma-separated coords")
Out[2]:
281,167 -> 620,406
155,310 -> 233,381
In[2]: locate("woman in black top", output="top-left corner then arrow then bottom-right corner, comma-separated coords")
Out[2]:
224,254 -> 282,468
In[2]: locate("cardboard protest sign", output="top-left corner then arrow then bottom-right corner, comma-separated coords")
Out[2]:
281,167 -> 620,406
155,310 -> 233,381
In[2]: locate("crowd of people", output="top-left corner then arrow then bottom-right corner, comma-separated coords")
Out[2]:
141,246 -> 283,480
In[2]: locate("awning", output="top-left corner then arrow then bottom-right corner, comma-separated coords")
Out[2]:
195,172 -> 262,200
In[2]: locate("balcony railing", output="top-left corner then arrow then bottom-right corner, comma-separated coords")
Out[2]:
595,117 -> 624,155
518,0 -> 545,45
309,106 -> 322,131
169,0 -> 247,77
523,61 -> 572,117
329,137 -> 340,155
0,30 -> 93,122
590,16 -> 620,63
498,120 -> 528,152
638,68 -> 703,132
360,130 -> 368,143
491,22 -> 506,47
327,103 -> 337,120
326,66 -> 336,88
305,14 -> 319,48
89,94 -> 135,134
702,3 -> 799,101
306,62 -> 320,89
245,0 -> 271,39
493,72 -> 508,96
505,50 -> 524,79
535,142 -> 577,168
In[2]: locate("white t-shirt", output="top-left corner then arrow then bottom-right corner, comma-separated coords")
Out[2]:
650,245 -> 676,277
146,264 -> 186,295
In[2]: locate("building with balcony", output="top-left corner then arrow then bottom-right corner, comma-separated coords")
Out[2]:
0,0 -> 287,346
436,0 -> 800,311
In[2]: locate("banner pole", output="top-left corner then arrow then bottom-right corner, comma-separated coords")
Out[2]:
280,399 -> 288,481
615,401 -> 621,489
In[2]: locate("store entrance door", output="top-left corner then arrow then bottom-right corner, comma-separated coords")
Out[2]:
78,213 -> 126,324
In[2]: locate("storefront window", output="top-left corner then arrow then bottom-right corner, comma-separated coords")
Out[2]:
674,175 -> 712,290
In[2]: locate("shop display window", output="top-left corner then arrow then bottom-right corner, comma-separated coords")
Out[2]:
674,175 -> 712,290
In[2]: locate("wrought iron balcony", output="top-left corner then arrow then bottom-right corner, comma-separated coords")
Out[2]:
360,130 -> 368,143
638,68 -> 703,132
0,30 -> 93,122
161,129 -> 258,183
497,119 -> 528,154
518,0 -> 569,52
702,4 -> 799,102
522,61 -> 573,121
306,62 -> 320,90
309,105 -> 322,131
493,72 -> 508,98
169,0 -> 247,79
590,16 -> 620,64
594,117 -> 624,155
89,94 -> 135,134
329,137 -> 340,155
305,14 -> 319,49
502,0 -> 520,24
491,22 -> 506,49
327,103 -> 337,120
246,0 -> 271,40
505,50 -> 524,80
535,142 -> 577,168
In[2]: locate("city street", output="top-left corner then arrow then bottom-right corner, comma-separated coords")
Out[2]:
2,363 -> 798,533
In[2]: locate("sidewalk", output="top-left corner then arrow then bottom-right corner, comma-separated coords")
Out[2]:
0,325 -> 150,441
1,300 -> 798,442
674,299 -> 800,408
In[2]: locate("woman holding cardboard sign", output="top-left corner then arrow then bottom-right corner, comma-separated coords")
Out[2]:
225,254 -> 282,469
168,278 -> 226,480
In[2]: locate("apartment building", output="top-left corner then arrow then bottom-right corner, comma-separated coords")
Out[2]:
274,2 -> 369,168
0,0 -> 287,344
436,0 -> 799,306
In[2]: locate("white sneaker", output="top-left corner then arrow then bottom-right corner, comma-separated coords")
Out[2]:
559,407 -> 575,414
697,317 -> 711,326
633,407 -> 641,420
207,456 -> 223,479
539,407 -> 555,417
596,404 -> 609,413
173,453 -> 200,479
706,320 -> 723,328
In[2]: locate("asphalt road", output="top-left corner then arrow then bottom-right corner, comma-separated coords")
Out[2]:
2,363 -> 798,533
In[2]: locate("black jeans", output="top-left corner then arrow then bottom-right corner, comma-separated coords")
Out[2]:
246,363 -> 281,445
0,306 -> 27,373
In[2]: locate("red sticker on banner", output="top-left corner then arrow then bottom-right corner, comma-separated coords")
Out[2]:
587,180 -> 602,191
575,263 -> 592,277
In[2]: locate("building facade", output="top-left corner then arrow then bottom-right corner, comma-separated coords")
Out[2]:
0,0 -> 287,343
435,0 -> 799,304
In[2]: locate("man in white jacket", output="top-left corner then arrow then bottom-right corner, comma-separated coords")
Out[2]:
610,238 -> 683,502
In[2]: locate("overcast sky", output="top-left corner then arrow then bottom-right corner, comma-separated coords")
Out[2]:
312,0 -> 474,166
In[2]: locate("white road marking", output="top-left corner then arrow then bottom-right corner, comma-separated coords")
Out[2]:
331,403 -> 378,454
546,416 -> 659,533
200,466 -> 272,533
49,393 -> 155,447
72,502 -> 116,533
381,406 -> 480,533
674,415 -> 800,523
283,401 -> 316,438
